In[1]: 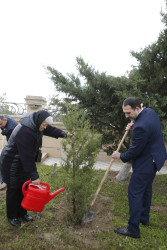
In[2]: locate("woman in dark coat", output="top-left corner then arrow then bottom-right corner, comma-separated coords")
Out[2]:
0,110 -> 67,227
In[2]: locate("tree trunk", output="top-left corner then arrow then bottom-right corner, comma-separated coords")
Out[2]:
115,161 -> 132,180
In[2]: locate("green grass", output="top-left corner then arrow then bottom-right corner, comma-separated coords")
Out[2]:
0,164 -> 167,249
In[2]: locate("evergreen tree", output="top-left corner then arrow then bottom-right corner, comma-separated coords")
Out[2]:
61,105 -> 101,225
47,57 -> 141,153
130,3 -> 167,139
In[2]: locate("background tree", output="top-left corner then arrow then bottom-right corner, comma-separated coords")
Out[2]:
47,1 -> 167,181
0,93 -> 7,103
47,58 -> 142,154
45,94 -> 62,122
130,3 -> 167,140
0,93 -> 11,114
61,105 -> 101,225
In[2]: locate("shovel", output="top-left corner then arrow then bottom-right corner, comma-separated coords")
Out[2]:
83,126 -> 131,223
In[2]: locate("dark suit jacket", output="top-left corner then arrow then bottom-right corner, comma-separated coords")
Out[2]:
120,108 -> 167,174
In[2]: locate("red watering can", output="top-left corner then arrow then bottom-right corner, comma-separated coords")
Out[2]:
21,180 -> 65,212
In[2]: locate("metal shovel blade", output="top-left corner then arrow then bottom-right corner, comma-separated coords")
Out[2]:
83,207 -> 94,223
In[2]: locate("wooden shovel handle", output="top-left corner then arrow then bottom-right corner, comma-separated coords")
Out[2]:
90,126 -> 131,207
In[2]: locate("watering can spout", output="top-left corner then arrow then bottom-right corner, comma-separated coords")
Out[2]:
47,187 -> 65,203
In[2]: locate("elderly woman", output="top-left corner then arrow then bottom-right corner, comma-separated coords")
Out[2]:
0,110 -> 68,227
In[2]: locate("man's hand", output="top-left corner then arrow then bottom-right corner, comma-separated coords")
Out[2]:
125,121 -> 134,131
111,151 -> 121,159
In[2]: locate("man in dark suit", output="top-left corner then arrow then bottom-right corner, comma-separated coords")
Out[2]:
112,97 -> 167,238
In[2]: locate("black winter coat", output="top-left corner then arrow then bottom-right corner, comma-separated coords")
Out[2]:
0,113 -> 66,187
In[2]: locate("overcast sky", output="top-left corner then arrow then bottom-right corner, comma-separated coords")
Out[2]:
0,0 -> 166,103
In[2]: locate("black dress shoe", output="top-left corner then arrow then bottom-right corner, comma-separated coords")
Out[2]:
8,218 -> 21,227
114,227 -> 140,238
21,214 -> 33,222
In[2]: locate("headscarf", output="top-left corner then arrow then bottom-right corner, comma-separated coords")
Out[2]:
33,110 -> 50,130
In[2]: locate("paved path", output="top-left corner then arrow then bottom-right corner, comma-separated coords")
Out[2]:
0,149 -> 166,175
43,157 -> 167,175
0,153 -> 166,191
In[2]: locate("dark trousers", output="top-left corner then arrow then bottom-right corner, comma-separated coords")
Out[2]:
128,170 -> 156,236
6,186 -> 27,219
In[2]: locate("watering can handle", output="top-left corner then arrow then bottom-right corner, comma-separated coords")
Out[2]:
22,180 -> 50,195
39,181 -> 50,191
22,180 -> 32,195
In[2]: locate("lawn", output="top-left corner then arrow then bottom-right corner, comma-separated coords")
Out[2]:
0,164 -> 167,249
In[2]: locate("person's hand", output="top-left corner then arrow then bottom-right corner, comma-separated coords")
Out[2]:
111,151 -> 120,159
32,178 -> 40,185
125,122 -> 134,131
67,132 -> 73,137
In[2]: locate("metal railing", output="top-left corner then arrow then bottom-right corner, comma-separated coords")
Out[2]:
0,102 -> 27,115
0,102 -> 60,120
